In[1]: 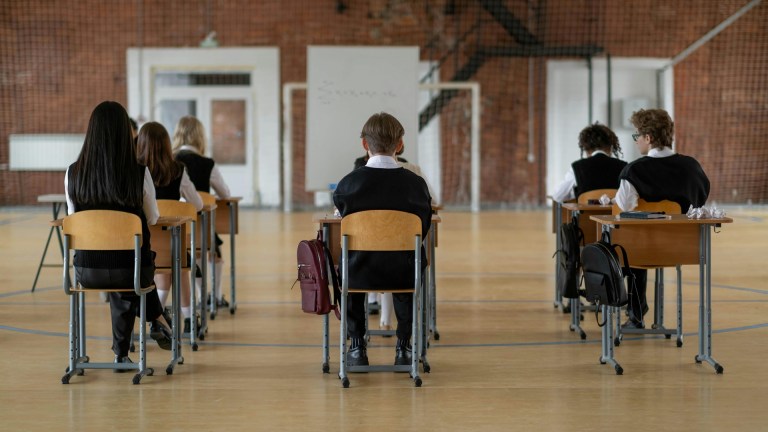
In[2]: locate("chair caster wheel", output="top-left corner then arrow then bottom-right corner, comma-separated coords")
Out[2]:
614,337 -> 621,347
665,334 -> 672,339
198,333 -> 205,341
192,343 -> 199,351
341,377 -> 350,388
132,374 -> 142,385
715,364 -> 724,374
676,339 -> 683,348
615,365 -> 623,375
600,357 -> 606,365
434,332 -> 440,341
230,307 -> 236,315
322,363 -> 330,373
61,375 -> 70,384
580,331 -> 587,340
423,364 -> 431,373
166,367 -> 173,375
210,313 -> 216,320
695,355 -> 702,364
414,377 -> 422,387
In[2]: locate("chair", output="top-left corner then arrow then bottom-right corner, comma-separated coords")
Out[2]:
338,210 -> 424,388
610,199 -> 684,346
60,210 -> 155,384
153,200 -> 199,352
577,188 -> 617,204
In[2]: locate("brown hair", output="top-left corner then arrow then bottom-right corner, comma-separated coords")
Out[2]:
137,122 -> 184,187
630,109 -> 674,149
359,112 -> 404,155
578,123 -> 622,158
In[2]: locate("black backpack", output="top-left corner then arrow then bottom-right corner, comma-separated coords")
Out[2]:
555,215 -> 584,299
581,233 -> 633,325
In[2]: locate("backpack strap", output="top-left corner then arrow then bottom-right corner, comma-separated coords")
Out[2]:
317,230 -> 342,320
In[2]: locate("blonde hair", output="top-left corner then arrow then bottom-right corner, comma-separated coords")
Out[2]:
172,116 -> 207,154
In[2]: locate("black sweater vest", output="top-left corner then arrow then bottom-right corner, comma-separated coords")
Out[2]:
571,154 -> 627,197
155,173 -> 183,201
619,154 -> 710,211
68,164 -> 153,269
175,150 -> 214,192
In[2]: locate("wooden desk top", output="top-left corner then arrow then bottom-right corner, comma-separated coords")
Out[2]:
562,203 -> 612,212
590,214 -> 733,226
313,213 -> 442,224
38,194 -> 66,203
200,203 -> 217,212
216,197 -> 243,203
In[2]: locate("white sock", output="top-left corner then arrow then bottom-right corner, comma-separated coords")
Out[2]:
181,306 -> 191,319
158,289 -> 169,308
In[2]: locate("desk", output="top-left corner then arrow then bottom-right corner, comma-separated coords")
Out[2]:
560,202 -> 612,340
590,214 -> 732,374
33,194 -> 67,292
153,215 -> 192,373
214,197 -> 242,316
312,213 -> 440,374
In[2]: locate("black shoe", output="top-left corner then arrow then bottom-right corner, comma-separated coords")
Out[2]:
394,339 -> 413,367
347,338 -> 369,367
621,319 -> 645,330
150,320 -> 173,350
367,301 -> 380,316
217,297 -> 229,308
114,355 -> 134,373
183,317 -> 191,335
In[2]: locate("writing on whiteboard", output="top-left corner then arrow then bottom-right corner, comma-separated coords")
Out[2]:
317,80 -> 398,105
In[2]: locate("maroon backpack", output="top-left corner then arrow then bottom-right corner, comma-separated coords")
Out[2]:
296,231 -> 340,319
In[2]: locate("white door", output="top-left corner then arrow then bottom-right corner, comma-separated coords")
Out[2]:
154,85 -> 253,202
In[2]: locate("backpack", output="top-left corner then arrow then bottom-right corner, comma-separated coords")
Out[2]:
554,214 -> 584,299
296,230 -> 341,319
581,233 -> 633,325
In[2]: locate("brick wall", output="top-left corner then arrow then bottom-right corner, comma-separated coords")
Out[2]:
1,1 -> 765,206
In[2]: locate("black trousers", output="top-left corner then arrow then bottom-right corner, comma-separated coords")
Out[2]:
75,265 -> 163,357
626,268 -> 648,322
346,292 -> 413,341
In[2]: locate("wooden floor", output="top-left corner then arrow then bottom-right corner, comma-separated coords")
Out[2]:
1,207 -> 767,431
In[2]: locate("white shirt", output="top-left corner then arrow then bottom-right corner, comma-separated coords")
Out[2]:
179,168 -> 204,211
64,166 -> 159,225
365,154 -> 400,169
177,145 -> 231,198
615,146 -> 676,211
551,150 -> 610,203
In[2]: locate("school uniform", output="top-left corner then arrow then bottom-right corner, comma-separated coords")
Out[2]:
551,150 -> 627,202
333,155 -> 432,341
65,164 -> 164,357
616,147 -> 710,324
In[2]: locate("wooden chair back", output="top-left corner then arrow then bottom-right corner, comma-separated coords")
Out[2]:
63,210 -> 141,250
578,188 -> 617,204
612,199 -> 682,215
341,210 -> 421,251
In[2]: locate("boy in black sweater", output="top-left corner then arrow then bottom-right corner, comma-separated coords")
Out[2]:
333,112 -> 432,367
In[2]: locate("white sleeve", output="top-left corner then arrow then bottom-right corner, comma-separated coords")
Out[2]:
143,167 -> 159,225
180,168 -> 204,211
64,168 -> 75,215
551,168 -> 576,203
615,179 -> 639,211
209,164 -> 231,198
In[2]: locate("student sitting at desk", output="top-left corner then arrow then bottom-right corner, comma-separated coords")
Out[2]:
137,122 -> 204,334
64,101 -> 173,369
551,123 -> 626,203
615,108 -> 710,329
334,112 -> 432,367
172,116 -> 232,308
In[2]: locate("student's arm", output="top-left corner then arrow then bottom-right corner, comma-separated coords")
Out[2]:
180,168 -> 204,211
210,165 -> 230,198
143,167 -> 159,225
64,168 -> 75,215
551,168 -> 576,203
615,179 -> 638,211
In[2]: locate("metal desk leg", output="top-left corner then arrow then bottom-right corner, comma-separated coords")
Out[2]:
569,298 -> 587,340
600,304 -> 623,375
429,224 -> 439,341
695,225 -> 723,373
321,224 -> 331,374
189,221 -> 199,351
209,209 -> 217,320
553,201 -> 565,311
229,202 -> 237,315
198,212 -> 209,341
32,202 -> 65,292
167,225 -> 184,374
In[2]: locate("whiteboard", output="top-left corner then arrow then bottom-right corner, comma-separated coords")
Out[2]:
306,46 -> 420,191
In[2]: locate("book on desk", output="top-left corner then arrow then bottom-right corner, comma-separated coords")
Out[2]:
619,211 -> 668,219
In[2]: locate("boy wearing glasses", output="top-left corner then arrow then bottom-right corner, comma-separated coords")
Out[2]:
615,108 -> 710,328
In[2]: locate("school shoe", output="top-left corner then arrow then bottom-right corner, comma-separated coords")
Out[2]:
150,320 -> 173,350
347,338 -> 368,367
113,355 -> 134,373
394,339 -> 412,367
182,316 -> 202,335
621,319 -> 645,330
367,301 -> 380,316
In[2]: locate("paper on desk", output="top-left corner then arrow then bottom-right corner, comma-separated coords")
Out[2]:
687,202 -> 726,219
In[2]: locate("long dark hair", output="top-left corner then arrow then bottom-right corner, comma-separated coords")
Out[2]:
69,101 -> 144,208
137,122 -> 184,187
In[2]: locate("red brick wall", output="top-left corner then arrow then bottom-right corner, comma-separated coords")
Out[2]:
1,1 -> 766,206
